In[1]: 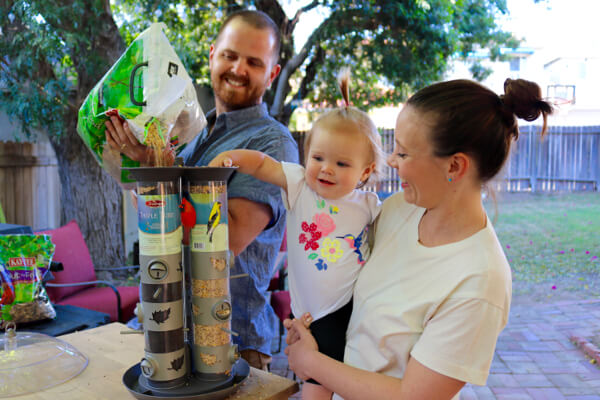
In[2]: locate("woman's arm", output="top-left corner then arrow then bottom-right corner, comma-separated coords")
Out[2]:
284,319 -> 465,400
209,149 -> 287,193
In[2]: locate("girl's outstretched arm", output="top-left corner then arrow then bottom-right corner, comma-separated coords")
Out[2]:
209,149 -> 287,193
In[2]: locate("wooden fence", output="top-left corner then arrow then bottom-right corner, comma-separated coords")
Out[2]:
496,125 -> 600,192
294,125 -> 600,194
1,125 -> 597,231
0,141 -> 61,230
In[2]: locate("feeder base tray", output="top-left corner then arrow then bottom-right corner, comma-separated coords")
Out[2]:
122,359 -> 249,400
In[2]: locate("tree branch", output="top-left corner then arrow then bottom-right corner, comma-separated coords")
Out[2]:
294,44 -> 325,106
285,0 -> 320,36
270,46 -> 309,117
255,0 -> 287,26
270,7 -> 374,118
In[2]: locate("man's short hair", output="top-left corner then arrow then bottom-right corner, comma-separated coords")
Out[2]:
216,10 -> 281,62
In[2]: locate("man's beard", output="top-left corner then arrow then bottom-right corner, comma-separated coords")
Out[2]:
214,72 -> 266,111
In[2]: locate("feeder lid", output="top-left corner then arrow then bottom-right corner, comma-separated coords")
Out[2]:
123,167 -> 184,182
0,325 -> 88,398
182,166 -> 237,182
122,166 -> 237,183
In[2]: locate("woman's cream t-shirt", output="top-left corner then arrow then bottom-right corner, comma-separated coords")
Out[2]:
342,193 -> 511,394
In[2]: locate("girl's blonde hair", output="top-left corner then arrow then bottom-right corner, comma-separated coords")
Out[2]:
304,69 -> 386,188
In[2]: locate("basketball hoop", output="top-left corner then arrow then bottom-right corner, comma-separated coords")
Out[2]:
544,97 -> 574,116
544,97 -> 573,107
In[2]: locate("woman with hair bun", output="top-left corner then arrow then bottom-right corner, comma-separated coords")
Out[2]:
284,78 -> 552,400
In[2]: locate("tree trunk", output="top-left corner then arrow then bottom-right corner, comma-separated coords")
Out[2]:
49,0 -> 127,268
50,118 -> 124,268
277,103 -> 294,127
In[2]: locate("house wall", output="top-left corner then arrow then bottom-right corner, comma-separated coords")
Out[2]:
446,52 -> 600,111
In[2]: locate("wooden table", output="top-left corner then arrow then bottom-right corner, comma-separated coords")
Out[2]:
18,323 -> 299,400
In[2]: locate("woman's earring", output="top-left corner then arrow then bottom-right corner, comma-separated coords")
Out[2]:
448,178 -> 452,182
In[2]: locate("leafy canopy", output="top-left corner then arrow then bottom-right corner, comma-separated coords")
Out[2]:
111,0 -> 519,121
1,0 -> 125,138
1,0 -> 521,137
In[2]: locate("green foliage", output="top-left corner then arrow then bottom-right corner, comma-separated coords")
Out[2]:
1,0 -> 521,136
111,0 -> 230,88
1,0 -> 122,138
111,0 -> 520,117
469,62 -> 493,81
301,0 -> 516,110
1,1 -> 71,137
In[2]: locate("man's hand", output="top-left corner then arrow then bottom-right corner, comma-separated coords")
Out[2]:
105,115 -> 175,166
105,115 -> 149,163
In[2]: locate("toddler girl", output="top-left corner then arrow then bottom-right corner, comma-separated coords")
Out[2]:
209,72 -> 385,399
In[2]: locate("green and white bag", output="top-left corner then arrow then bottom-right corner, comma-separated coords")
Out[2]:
0,235 -> 56,325
77,23 -> 206,187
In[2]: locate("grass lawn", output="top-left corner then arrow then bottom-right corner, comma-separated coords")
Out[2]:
484,191 -> 600,303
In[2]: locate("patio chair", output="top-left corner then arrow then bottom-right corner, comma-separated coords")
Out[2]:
37,220 -> 139,322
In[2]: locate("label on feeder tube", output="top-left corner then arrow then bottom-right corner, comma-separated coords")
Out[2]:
139,228 -> 182,256
190,225 -> 228,253
138,194 -> 182,256
189,192 -> 229,253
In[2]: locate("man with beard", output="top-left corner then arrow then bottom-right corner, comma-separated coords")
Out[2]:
105,10 -> 298,370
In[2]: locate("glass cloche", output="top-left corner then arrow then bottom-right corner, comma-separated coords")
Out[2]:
0,323 -> 88,397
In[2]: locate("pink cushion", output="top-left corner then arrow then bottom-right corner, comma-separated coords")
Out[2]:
56,285 -> 139,322
38,220 -> 97,301
271,291 -> 291,322
267,271 -> 279,292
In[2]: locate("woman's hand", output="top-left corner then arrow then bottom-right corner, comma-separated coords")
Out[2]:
105,115 -> 150,163
284,318 -> 319,380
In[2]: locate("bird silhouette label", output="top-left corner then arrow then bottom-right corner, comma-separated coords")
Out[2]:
167,355 -> 185,371
190,200 -> 228,253
149,307 -> 171,324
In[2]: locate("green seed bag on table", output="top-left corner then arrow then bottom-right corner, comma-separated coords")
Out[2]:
77,22 -> 207,188
0,235 -> 56,325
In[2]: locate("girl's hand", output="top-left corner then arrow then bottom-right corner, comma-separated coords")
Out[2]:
284,318 -> 319,380
208,153 -> 234,167
283,312 -> 313,345
283,318 -> 300,345
301,312 -> 313,327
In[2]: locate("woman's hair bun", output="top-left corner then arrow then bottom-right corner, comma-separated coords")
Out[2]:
502,78 -> 553,122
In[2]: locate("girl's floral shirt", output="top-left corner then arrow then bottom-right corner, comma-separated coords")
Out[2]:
280,162 -> 381,321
